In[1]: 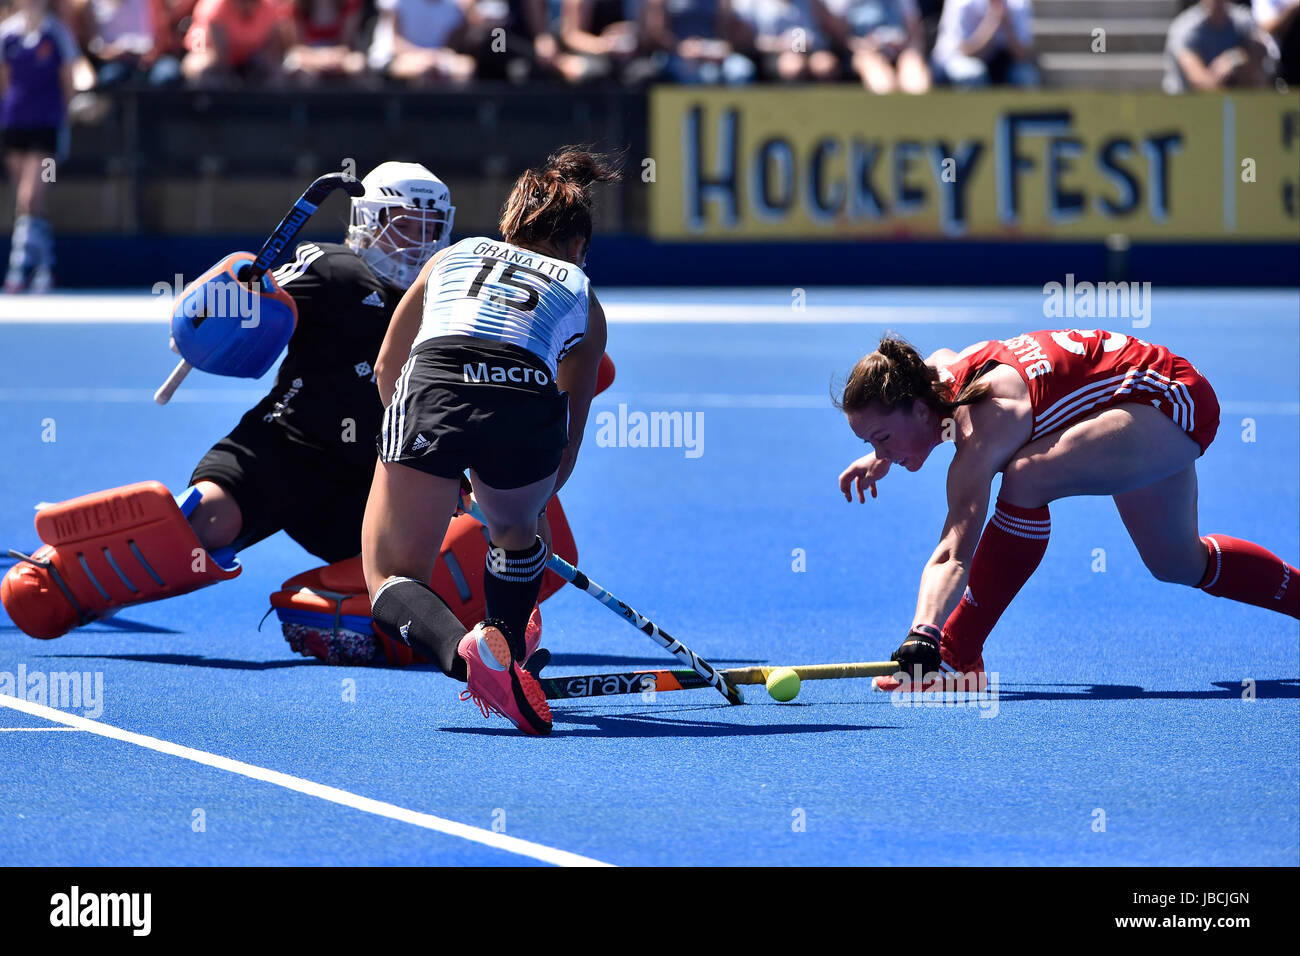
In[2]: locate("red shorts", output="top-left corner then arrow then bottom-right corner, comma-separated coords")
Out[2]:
1032,356 -> 1221,455
1160,356 -> 1220,455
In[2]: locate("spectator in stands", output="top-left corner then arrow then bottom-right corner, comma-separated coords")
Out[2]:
70,0 -> 181,86
1164,0 -> 1274,92
2,0 -> 81,293
151,1 -> 196,73
823,0 -> 929,92
931,0 -> 1038,88
282,0 -> 366,82
1253,0 -> 1298,83
368,0 -> 476,84
640,0 -> 756,83
495,0 -> 592,83
460,0 -> 551,81
730,0 -> 840,82
558,0 -> 642,81
181,0 -> 293,85
161,0 -> 198,52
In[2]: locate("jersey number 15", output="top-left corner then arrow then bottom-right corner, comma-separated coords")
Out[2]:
467,257 -> 552,313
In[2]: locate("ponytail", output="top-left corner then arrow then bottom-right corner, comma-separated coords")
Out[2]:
833,334 -> 992,416
499,147 -> 623,247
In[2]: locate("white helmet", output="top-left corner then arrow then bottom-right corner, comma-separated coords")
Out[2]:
346,162 -> 455,290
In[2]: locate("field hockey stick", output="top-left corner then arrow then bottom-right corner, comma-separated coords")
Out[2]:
154,172 -> 365,405
541,661 -> 902,701
463,499 -> 743,705
154,350 -> 192,405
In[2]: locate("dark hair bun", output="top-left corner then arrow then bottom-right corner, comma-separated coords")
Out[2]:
500,147 -> 623,246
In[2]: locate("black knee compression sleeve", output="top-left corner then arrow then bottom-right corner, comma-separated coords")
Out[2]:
371,577 -> 468,681
484,537 -> 548,659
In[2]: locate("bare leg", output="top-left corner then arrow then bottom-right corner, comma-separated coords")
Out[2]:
18,152 -> 48,217
6,153 -> 28,285
808,50 -> 840,81
361,459 -> 459,599
188,480 -> 243,551
996,401 -> 1298,620
897,47 -> 931,94
1118,460 -> 1300,615
470,469 -> 557,550
999,403 -> 1202,508
387,50 -> 440,84
181,50 -> 224,86
5,152 -> 25,210
775,50 -> 807,82
361,459 -> 470,675
1114,465 -> 1206,585
941,404 -> 1204,666
854,49 -> 898,94
6,152 -> 48,286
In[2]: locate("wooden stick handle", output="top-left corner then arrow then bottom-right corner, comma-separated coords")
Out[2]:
722,661 -> 901,685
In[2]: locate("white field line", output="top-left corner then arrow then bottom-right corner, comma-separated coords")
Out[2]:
0,295 -> 173,323
0,293 -> 1021,325
599,304 -> 1023,323
2,289 -> 1296,326
0,387 -> 266,403
1217,401 -> 1300,416
0,693 -> 612,867
0,726 -> 84,732
0,387 -> 1293,416
591,396 -> 1300,415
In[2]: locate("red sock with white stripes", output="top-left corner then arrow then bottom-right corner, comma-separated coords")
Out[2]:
940,499 -> 1052,670
1198,535 -> 1300,619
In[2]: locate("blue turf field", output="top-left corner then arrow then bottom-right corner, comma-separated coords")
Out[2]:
1,289 -> 1297,866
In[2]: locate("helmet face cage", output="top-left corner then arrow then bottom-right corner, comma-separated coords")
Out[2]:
347,194 -> 455,290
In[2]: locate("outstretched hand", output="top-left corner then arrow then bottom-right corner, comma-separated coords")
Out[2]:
838,453 -> 891,502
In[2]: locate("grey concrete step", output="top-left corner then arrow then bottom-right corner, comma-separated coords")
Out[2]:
1033,0 -> 1182,18
1034,19 -> 1171,54
1039,52 -> 1166,90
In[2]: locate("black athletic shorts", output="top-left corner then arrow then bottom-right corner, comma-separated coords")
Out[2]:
378,335 -> 569,490
190,408 -> 374,562
2,126 -> 60,156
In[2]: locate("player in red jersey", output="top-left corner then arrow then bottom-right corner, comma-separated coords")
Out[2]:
835,328 -> 1299,682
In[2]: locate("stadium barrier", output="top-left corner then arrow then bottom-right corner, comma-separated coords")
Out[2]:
648,88 -> 1298,242
4,85 -> 1296,287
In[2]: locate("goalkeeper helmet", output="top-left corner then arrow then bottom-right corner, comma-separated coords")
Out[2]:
346,162 -> 455,290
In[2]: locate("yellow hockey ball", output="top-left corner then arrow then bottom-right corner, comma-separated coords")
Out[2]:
765,667 -> 801,702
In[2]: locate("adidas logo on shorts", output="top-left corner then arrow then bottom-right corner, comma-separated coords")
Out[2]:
411,434 -> 431,451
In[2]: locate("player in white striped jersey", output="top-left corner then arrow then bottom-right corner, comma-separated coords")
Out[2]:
363,148 -> 622,736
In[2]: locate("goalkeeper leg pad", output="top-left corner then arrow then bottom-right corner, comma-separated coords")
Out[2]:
272,557 -> 401,666
273,498 -> 577,666
2,481 -> 241,639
